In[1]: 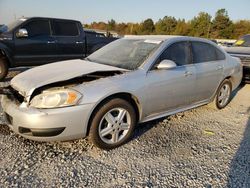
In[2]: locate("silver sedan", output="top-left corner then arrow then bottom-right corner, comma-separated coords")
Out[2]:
1,36 -> 242,149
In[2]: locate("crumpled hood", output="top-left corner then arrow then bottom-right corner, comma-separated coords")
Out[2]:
11,59 -> 126,97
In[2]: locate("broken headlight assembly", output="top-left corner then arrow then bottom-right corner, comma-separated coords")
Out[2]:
30,89 -> 82,109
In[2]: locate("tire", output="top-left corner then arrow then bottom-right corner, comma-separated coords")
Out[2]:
89,98 -> 136,150
209,79 -> 232,109
0,58 -> 8,81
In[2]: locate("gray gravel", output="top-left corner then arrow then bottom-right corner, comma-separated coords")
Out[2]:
0,70 -> 250,187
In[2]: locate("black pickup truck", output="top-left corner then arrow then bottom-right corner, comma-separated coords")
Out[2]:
0,17 -> 117,80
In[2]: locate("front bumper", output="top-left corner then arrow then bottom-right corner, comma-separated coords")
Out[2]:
1,95 -> 95,142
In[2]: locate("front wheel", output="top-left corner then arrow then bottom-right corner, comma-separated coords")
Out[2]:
0,58 -> 8,81
89,98 -> 136,150
210,79 -> 232,109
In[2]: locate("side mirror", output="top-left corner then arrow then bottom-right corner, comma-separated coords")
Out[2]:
157,59 -> 177,70
16,28 -> 28,38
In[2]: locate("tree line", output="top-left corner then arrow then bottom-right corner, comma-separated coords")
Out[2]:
85,9 -> 250,39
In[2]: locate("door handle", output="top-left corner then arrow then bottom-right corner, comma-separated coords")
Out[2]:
76,41 -> 83,44
216,66 -> 223,70
184,71 -> 193,77
47,40 -> 56,44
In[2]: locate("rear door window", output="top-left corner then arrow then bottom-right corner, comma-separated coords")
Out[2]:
22,20 -> 50,38
160,41 -> 191,66
52,20 -> 79,36
215,47 -> 226,60
192,41 -> 225,63
85,31 -> 105,38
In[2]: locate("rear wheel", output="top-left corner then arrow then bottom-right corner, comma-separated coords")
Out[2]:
0,58 -> 8,81
89,98 -> 136,150
210,79 -> 232,109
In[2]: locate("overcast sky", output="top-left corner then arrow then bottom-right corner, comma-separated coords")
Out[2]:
0,0 -> 250,24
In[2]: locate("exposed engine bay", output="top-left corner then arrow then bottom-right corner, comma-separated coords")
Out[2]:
0,70 -> 124,104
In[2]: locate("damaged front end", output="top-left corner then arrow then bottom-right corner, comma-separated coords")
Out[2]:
0,85 -> 25,104
1,70 -> 124,108
30,70 -> 123,99
29,70 -> 124,104
0,59 -> 128,141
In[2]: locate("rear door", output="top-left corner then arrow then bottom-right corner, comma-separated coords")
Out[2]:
191,41 -> 226,102
52,20 -> 85,60
14,18 -> 58,65
144,41 -> 196,116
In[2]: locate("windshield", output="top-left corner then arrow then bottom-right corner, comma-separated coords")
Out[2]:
87,39 -> 161,70
0,19 -> 26,33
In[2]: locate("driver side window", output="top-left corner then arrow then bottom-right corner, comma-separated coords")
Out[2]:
22,20 -> 51,38
160,41 -> 191,66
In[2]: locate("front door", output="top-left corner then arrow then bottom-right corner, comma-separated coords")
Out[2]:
14,19 -> 58,65
144,41 -> 196,117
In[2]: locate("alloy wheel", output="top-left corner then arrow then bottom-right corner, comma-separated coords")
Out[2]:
98,108 -> 131,144
218,83 -> 231,107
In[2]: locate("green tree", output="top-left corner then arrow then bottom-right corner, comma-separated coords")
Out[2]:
107,19 -> 116,31
140,18 -> 155,34
85,8 -> 250,39
173,19 -> 191,36
155,16 -> 177,34
232,20 -> 250,39
116,23 -> 128,35
211,9 -> 233,39
189,12 -> 212,37
89,21 -> 107,30
130,23 -> 141,35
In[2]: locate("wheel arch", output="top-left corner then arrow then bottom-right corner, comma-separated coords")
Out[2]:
0,46 -> 12,67
225,74 -> 239,91
211,77 -> 232,102
86,92 -> 141,136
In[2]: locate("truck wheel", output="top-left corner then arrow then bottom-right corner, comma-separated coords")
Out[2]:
0,58 -> 8,81
89,98 -> 136,150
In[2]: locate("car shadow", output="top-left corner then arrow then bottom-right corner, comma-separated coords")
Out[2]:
230,82 -> 245,101
227,107 -> 250,187
131,117 -> 168,141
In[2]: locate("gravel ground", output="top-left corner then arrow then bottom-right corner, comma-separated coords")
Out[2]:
0,70 -> 250,187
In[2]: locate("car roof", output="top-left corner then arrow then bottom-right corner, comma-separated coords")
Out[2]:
124,35 -> 180,40
124,35 -> 212,43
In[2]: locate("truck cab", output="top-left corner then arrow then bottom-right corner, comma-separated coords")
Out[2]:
0,17 -> 117,80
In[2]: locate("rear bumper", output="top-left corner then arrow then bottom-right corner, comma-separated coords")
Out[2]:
1,95 -> 95,142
